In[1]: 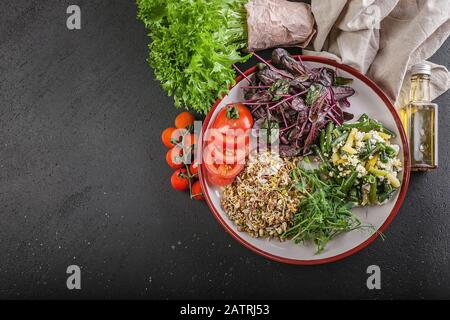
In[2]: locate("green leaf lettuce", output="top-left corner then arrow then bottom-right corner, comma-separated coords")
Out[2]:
136,0 -> 250,114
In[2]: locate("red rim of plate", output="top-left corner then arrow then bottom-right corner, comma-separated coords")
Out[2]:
199,56 -> 411,265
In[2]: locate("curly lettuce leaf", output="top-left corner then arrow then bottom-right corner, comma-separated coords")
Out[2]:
136,0 -> 250,114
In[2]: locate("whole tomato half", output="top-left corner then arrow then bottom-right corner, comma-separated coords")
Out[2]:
212,103 -> 253,135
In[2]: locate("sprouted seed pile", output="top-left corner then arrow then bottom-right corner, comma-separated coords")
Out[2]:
221,152 -> 302,238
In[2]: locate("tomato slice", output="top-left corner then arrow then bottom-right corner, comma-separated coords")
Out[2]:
203,142 -> 247,166
204,159 -> 244,179
206,128 -> 250,150
206,171 -> 235,186
201,104 -> 252,187
203,142 -> 244,178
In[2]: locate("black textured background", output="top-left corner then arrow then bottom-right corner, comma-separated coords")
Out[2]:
0,0 -> 449,299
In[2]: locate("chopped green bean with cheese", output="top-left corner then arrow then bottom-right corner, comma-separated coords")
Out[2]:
317,114 -> 402,206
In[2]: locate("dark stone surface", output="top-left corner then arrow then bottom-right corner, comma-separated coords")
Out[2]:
0,0 -> 448,299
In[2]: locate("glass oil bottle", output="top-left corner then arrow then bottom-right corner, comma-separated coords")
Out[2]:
400,63 -> 438,171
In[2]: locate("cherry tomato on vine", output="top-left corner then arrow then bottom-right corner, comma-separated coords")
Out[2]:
166,147 -> 184,170
191,181 -> 204,200
171,169 -> 189,191
182,133 -> 197,150
161,127 -> 176,148
189,161 -> 199,176
175,112 -> 195,129
162,127 -> 186,148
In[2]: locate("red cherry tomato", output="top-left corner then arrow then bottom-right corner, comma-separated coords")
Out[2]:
191,181 -> 204,200
166,147 -> 184,169
161,127 -> 176,148
182,133 -> 197,150
189,161 -> 199,176
171,169 -> 189,191
175,112 -> 195,129
212,103 -> 253,135
162,127 -> 186,148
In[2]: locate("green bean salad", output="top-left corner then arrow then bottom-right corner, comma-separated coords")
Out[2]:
313,113 -> 402,206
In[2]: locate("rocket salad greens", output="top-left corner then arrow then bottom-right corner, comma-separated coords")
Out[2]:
282,164 -> 364,254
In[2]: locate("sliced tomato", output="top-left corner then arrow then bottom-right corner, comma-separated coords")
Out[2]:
203,142 -> 247,166
206,128 -> 250,151
203,142 -> 244,178
206,171 -> 235,186
204,160 -> 244,180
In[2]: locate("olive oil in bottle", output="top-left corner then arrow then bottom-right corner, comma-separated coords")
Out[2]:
400,63 -> 438,171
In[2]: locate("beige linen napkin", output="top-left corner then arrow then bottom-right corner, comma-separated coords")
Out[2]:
303,0 -> 450,108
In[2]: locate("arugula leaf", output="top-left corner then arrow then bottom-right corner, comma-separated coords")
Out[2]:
282,166 -> 364,254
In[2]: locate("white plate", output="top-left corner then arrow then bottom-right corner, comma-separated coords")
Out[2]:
199,56 -> 410,264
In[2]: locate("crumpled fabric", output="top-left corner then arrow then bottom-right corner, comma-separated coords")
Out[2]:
303,0 -> 450,108
246,0 -> 316,52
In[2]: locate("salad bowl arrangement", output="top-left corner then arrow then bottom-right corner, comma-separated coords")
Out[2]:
198,50 -> 410,264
